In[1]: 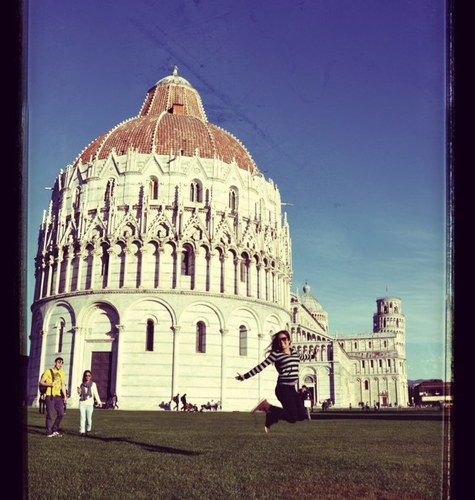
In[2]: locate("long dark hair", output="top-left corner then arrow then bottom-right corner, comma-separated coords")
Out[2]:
82,370 -> 92,384
266,330 -> 291,354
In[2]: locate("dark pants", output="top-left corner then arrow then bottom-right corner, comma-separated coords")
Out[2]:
265,384 -> 307,429
45,396 -> 65,435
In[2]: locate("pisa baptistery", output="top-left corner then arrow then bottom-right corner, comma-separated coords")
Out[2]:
27,67 -> 293,410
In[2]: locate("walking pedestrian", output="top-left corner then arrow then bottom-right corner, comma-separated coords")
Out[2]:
38,357 -> 68,437
77,370 -> 102,436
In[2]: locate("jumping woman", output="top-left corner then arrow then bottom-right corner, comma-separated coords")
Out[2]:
235,330 -> 307,432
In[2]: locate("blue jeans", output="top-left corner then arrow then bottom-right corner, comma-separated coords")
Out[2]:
265,384 -> 307,429
79,403 -> 95,433
45,396 -> 65,435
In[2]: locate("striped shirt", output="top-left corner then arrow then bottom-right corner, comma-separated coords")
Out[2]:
242,347 -> 300,385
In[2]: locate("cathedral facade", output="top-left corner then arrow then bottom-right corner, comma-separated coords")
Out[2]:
27,68 -> 407,410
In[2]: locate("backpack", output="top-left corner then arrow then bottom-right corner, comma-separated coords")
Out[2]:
39,369 -> 55,395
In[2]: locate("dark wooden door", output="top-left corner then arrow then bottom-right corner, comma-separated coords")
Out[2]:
91,351 -> 112,402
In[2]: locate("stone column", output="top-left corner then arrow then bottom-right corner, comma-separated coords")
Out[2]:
77,250 -> 86,291
136,244 -> 143,289
64,246 -> 74,293
46,255 -> 54,297
256,262 -> 262,299
69,326 -> 85,407
90,247 -> 102,289
174,249 -> 182,289
220,253 -> 226,294
264,267 -> 270,301
234,255 -> 241,296
208,250 -> 216,292
220,328 -> 229,408
113,324 -> 126,400
138,246 -> 146,288
38,260 -> 46,300
246,257 -> 252,297
157,247 -> 164,288
103,247 -> 113,288
54,252 -> 62,295
123,247 -> 131,288
257,332 -> 265,400
170,326 -> 181,400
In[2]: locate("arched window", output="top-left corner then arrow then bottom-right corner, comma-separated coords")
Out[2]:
100,244 -> 109,277
190,179 -> 202,202
292,307 -> 298,323
239,325 -> 247,356
364,380 -> 369,390
146,319 -> 154,352
229,187 -> 238,212
181,244 -> 194,276
104,178 -> 115,203
196,321 -> 206,353
149,176 -> 159,200
56,319 -> 65,353
73,187 -> 81,210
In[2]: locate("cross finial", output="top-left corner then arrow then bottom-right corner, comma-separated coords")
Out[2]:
172,65 -> 178,76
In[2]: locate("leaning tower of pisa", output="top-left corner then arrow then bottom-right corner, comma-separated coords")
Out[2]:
373,296 -> 408,404
373,297 -> 406,355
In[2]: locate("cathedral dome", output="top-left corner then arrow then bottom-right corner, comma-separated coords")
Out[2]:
75,66 -> 257,173
300,283 -> 324,313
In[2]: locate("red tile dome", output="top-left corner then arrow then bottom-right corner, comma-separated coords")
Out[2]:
75,66 -> 256,173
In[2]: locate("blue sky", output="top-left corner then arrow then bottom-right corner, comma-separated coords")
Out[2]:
26,0 -> 448,381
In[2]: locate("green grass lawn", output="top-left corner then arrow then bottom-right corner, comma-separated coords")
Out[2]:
24,408 -> 450,499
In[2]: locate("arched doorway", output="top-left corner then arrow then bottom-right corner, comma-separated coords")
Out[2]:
303,374 -> 316,406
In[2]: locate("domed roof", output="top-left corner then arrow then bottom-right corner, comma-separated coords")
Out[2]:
155,65 -> 193,88
75,66 -> 256,173
300,283 -> 325,313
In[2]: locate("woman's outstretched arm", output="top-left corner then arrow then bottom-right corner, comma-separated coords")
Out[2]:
235,352 -> 276,381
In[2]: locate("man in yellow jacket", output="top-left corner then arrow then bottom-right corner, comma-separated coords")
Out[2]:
39,357 -> 68,437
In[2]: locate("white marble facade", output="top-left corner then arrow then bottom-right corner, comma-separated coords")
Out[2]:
27,69 -> 407,410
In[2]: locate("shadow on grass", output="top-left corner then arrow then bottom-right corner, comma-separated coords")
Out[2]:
85,435 -> 203,455
25,424 -> 202,456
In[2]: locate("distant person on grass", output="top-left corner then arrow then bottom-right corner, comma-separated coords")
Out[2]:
39,357 -> 68,438
180,393 -> 187,411
77,370 -> 102,436
235,330 -> 307,433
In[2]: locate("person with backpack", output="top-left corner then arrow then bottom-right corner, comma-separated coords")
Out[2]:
38,357 -> 68,437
